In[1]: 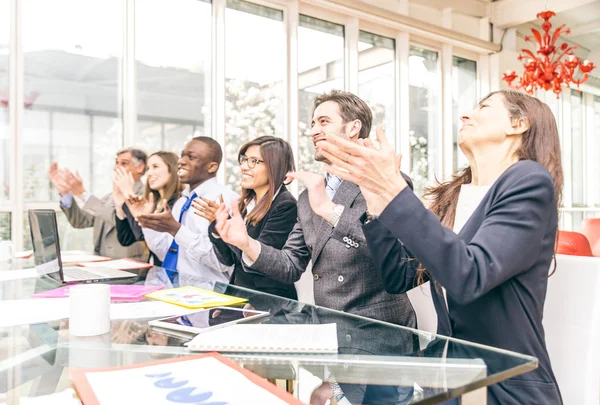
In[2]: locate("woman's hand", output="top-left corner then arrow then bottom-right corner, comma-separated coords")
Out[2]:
214,200 -> 250,250
192,195 -> 223,223
319,125 -> 408,213
112,178 -> 126,219
126,193 -> 155,219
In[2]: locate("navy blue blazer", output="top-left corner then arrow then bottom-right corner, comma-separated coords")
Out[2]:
362,161 -> 562,405
209,186 -> 298,300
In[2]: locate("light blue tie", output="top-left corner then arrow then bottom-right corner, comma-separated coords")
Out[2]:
325,174 -> 342,200
162,192 -> 197,280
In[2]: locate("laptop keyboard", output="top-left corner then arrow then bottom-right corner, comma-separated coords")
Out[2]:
65,267 -> 98,280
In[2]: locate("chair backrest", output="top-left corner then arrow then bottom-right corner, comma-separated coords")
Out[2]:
581,218 -> 600,257
556,230 -> 593,256
543,254 -> 600,405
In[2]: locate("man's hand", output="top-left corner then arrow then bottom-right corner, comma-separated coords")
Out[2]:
47,162 -> 70,195
137,200 -> 181,236
64,169 -> 86,198
286,171 -> 335,222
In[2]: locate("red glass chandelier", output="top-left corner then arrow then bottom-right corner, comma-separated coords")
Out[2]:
502,10 -> 596,97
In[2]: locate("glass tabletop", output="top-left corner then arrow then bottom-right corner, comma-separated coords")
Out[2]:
0,260 -> 537,405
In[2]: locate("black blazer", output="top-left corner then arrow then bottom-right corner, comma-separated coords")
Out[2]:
209,186 -> 298,300
115,194 -> 179,266
362,161 -> 562,405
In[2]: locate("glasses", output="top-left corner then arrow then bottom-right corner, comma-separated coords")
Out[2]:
238,155 -> 264,169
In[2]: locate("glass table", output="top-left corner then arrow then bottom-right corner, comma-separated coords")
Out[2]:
0,260 -> 538,404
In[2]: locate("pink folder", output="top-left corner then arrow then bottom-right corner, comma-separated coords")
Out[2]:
32,285 -> 164,302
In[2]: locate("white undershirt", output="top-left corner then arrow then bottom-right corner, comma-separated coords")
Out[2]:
442,184 -> 491,309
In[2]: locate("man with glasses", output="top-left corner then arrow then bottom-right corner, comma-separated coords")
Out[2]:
48,148 -> 148,261
133,137 -> 238,285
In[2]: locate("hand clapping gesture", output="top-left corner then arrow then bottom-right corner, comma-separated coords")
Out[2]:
214,200 -> 251,250
192,195 -> 224,224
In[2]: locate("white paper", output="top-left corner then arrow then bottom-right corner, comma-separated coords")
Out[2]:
0,268 -> 40,281
187,323 -> 339,353
0,299 -> 196,328
85,356 -> 290,405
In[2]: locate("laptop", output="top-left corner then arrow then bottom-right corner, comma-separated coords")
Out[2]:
28,209 -> 137,284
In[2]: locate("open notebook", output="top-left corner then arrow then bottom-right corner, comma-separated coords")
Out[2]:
186,323 -> 338,353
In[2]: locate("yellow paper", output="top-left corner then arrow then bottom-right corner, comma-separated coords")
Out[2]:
144,286 -> 247,309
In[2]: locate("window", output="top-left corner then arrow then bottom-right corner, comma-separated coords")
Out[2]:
135,0 -> 210,157
592,96 -> 600,207
224,0 -> 285,192
298,15 -> 344,177
409,46 -> 440,197
0,0 -> 9,201
571,89 -> 584,206
22,0 -> 123,248
23,211 -> 92,251
452,56 -> 477,170
358,31 -> 395,142
0,212 -> 10,242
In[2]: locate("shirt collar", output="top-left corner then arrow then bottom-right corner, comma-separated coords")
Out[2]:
182,177 -> 218,198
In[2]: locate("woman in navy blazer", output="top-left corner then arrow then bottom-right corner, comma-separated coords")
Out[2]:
194,136 -> 298,300
318,89 -> 564,405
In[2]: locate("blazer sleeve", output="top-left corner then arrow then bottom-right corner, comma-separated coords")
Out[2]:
376,170 -> 555,305
254,199 -> 298,250
82,195 -> 116,227
61,199 -> 95,229
362,218 -> 426,294
115,204 -> 144,247
208,221 -> 236,267
243,217 -> 310,285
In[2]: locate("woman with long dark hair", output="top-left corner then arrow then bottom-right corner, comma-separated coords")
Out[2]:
194,136 -> 298,299
114,151 -> 182,266
318,89 -> 564,405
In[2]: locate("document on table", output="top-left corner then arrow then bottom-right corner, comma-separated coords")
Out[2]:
0,299 -> 196,328
0,268 -> 40,282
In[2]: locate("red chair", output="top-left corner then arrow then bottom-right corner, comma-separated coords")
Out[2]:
581,218 -> 600,257
556,230 -> 593,256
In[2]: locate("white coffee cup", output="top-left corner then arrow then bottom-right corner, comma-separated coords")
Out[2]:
0,241 -> 13,262
69,284 -> 111,337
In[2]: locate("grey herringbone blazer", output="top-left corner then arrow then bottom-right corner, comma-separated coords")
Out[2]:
245,180 -> 416,328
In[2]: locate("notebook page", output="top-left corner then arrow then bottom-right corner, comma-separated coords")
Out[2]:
187,323 -> 338,353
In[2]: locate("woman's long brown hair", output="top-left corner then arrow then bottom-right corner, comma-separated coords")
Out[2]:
417,89 -> 564,286
238,136 -> 295,226
143,151 -> 182,212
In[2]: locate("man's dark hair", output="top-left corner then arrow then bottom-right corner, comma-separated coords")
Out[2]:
313,90 -> 373,139
192,136 -> 223,165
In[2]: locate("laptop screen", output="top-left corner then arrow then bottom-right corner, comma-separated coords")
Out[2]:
28,210 -> 63,282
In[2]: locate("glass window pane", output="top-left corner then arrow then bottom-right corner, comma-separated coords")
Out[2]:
0,0 -> 9,200
298,15 -> 344,178
358,31 -> 395,144
409,46 -> 440,197
592,96 -> 600,207
0,212 -> 10,242
23,211 -> 93,251
571,89 -> 584,206
225,1 -> 285,191
452,56 -> 477,170
23,0 -> 123,202
135,0 -> 210,153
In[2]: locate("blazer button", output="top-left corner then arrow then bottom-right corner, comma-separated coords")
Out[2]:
345,334 -> 352,342
314,274 -> 320,281
338,275 -> 344,282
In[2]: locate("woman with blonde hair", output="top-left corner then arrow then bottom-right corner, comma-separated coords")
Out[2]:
114,151 -> 182,266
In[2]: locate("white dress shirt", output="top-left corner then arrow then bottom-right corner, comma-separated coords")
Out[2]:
142,178 -> 239,286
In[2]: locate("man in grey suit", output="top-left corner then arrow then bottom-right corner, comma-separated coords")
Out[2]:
214,90 -> 416,329
47,148 -> 148,261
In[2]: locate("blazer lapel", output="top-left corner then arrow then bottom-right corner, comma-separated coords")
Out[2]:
310,180 -> 361,263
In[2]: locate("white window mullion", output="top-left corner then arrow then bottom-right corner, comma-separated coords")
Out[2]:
584,92 -> 594,207
287,1 -> 299,196
123,0 -> 136,148
561,89 -> 573,230
396,32 -> 410,171
213,0 -> 226,185
344,16 -> 359,94
9,0 -> 23,250
441,44 -> 453,180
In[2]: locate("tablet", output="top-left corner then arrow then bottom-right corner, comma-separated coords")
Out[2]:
148,306 -> 270,335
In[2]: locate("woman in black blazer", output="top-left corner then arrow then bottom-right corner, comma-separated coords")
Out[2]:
318,90 -> 564,405
114,151 -> 182,266
194,136 -> 298,300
